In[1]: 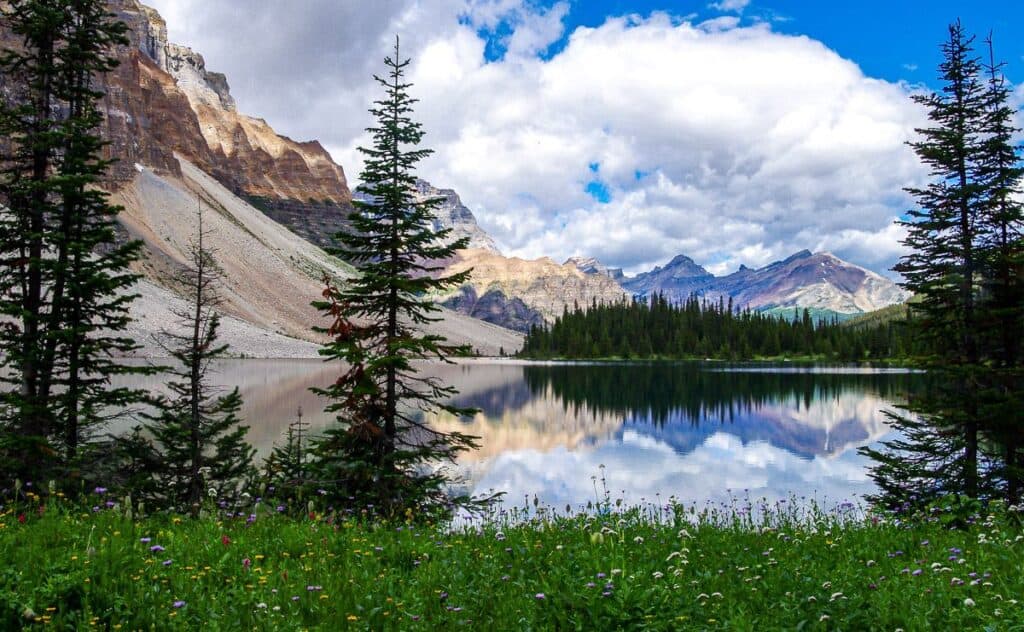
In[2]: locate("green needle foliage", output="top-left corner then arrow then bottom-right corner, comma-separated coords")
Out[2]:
864,23 -> 1024,508
120,204 -> 255,514
0,0 -> 150,491
308,37 -> 482,520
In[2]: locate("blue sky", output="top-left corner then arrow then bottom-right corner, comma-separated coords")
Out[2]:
478,0 -> 1024,86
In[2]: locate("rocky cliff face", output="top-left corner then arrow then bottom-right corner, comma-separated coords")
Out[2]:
350,180 -> 500,253
565,256 -> 624,281
413,180 -> 500,253
441,286 -> 545,333
93,1 -> 351,203
435,249 -> 629,324
622,250 -> 910,314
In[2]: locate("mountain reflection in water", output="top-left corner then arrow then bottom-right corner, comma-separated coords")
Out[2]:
117,360 -> 924,509
426,362 -> 925,508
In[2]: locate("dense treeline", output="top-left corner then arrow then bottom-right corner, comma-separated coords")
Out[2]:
521,295 -> 919,361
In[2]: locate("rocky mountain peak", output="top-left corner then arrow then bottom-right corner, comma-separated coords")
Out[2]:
565,256 -> 625,281
664,254 -> 712,279
353,180 -> 500,253
623,250 -> 909,315
412,179 -> 500,253
20,0 -> 353,203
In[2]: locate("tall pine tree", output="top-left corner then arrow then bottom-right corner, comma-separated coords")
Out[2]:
865,24 -> 1024,507
0,0 -> 147,489
128,203 -> 255,513
308,37 -> 481,520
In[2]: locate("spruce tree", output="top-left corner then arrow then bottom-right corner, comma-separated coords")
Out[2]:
308,37 -> 480,520
864,23 -> 1024,506
0,0 -> 147,489
131,204 -> 255,513
263,407 -> 311,507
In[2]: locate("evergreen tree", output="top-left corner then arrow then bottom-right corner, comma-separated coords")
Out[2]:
896,21 -> 986,364
130,205 -> 255,513
976,35 -> 1024,368
865,24 -> 1024,507
0,0 -> 148,489
263,407 -> 311,507
308,38 -> 481,520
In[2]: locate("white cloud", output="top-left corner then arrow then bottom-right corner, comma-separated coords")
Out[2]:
142,1 -> 928,278
709,0 -> 751,13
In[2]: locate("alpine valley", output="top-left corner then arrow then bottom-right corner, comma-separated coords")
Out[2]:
1,1 -> 910,352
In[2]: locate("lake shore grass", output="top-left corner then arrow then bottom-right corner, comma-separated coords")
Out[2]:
2,497 -> 1021,630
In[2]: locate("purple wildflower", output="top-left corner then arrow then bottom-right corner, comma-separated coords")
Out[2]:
535,593 -> 546,600
173,601 -> 186,609
150,545 -> 165,553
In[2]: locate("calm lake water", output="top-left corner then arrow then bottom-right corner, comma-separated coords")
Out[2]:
119,360 -> 924,510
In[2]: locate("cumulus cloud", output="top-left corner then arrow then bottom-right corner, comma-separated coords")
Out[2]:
143,1 -> 928,277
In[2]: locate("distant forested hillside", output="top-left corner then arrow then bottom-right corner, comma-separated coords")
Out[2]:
520,295 -> 921,361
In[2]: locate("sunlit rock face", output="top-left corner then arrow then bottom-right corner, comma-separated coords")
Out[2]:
43,0 -> 353,204
434,249 -> 630,324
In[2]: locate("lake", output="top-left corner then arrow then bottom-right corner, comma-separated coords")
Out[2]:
119,360 -> 925,510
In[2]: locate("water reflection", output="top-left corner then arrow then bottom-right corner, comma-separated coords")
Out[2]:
429,363 -> 925,508
118,360 -> 925,509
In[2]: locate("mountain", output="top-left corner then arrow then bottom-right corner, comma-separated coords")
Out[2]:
620,254 -> 714,298
564,257 -> 625,281
412,180 -> 501,253
96,1 -> 351,203
0,1 -> 524,356
434,249 -> 629,331
112,157 -> 523,356
621,250 -> 910,315
351,180 -> 500,253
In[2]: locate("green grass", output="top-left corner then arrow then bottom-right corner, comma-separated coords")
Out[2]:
1,497 -> 1022,630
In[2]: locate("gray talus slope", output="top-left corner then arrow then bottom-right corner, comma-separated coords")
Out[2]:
111,157 -> 523,357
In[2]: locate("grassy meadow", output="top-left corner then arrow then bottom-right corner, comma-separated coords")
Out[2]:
1,493 -> 1022,630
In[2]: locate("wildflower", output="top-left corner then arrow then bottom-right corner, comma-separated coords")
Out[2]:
535,593 -> 546,600
173,601 -> 186,609
307,585 -> 322,592
17,514 -> 25,524
149,545 -> 165,553
963,598 -> 976,607
256,603 -> 267,609
163,560 -> 173,567
94,487 -> 107,495
140,537 -> 152,544
221,535 -> 231,546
